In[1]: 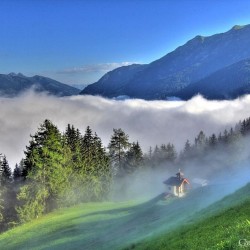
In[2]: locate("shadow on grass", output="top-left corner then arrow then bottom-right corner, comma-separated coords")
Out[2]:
24,183 -> 249,250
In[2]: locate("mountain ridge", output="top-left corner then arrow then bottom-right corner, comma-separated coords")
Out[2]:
0,73 -> 80,97
81,24 -> 250,100
177,58 -> 250,100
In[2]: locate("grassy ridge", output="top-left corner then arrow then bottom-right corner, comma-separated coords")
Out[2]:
131,184 -> 250,250
0,201 -> 138,250
0,184 -> 249,250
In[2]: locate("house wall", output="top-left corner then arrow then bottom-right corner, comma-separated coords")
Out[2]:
165,182 -> 188,197
178,184 -> 186,197
166,184 -> 186,197
180,184 -> 183,193
166,185 -> 177,196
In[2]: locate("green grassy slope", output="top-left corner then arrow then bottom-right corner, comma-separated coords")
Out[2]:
131,183 -> 250,250
0,183 -> 249,250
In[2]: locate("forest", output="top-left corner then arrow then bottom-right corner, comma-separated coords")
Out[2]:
0,117 -> 250,232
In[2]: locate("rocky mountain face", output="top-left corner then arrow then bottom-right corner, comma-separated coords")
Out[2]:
81,25 -> 250,100
81,64 -> 147,98
177,58 -> 250,100
0,73 -> 79,97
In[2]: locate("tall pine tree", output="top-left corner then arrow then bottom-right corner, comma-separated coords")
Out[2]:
17,119 -> 71,222
0,156 -> 12,186
108,128 -> 130,176
124,141 -> 144,173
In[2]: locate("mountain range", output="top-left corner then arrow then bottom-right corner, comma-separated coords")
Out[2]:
0,73 -> 79,97
81,24 -> 250,100
2,25 -> 250,100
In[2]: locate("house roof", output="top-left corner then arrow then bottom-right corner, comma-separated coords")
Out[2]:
163,177 -> 189,186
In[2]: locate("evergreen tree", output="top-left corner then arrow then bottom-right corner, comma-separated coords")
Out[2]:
108,128 -> 130,176
148,146 -> 153,160
65,124 -> 77,151
82,126 -> 94,163
217,132 -> 223,144
0,190 -> 3,223
166,143 -> 177,162
184,140 -> 191,152
0,156 -> 18,232
240,118 -> 250,135
13,164 -> 22,182
124,141 -> 144,173
156,143 -> 177,164
240,119 -> 247,135
64,124 -> 82,170
227,128 -> 234,143
209,134 -> 217,148
160,144 -> 167,161
180,140 -> 193,160
152,145 -> 161,165
143,146 -> 153,168
246,118 -> 250,134
0,154 -> 4,224
1,183 -> 18,232
222,129 -> 229,145
17,119 -> 71,222
195,131 -> 206,150
0,156 -> 12,186
91,133 -> 112,200
0,154 -> 2,176
22,138 -> 36,179
64,126 -> 112,203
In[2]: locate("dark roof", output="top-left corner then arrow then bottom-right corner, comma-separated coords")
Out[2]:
163,177 -> 189,186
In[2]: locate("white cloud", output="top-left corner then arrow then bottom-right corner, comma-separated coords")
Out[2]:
1,92 -> 250,168
57,62 -> 139,74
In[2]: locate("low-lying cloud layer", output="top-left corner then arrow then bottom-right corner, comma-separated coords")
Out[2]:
1,91 -> 250,167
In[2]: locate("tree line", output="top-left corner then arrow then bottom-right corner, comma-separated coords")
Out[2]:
1,117 -> 250,232
0,120 -> 145,231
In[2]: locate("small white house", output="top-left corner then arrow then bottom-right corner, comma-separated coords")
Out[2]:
163,170 -> 190,197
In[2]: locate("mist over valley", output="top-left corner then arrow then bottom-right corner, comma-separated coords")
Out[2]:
1,1 -> 250,249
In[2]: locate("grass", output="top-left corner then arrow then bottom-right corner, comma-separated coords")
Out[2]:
0,183 -> 249,250
132,200 -> 250,250
129,183 -> 250,250
0,201 -> 139,250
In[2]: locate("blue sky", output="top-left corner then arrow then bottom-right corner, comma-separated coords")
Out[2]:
1,0 -> 250,88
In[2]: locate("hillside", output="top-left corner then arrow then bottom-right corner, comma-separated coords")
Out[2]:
82,64 -> 147,98
177,58 -> 250,100
81,24 -> 250,100
0,183 -> 249,250
132,183 -> 250,250
0,73 -> 79,97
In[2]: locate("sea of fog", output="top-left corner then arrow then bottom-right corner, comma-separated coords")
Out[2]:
1,90 -> 250,168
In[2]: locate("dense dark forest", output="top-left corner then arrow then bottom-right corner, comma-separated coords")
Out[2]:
0,117 -> 250,232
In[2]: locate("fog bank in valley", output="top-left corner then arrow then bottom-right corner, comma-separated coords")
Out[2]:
1,91 -> 250,167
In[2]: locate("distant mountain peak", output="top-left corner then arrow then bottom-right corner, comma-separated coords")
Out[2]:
81,24 -> 250,100
194,35 -> 206,42
231,24 -> 247,30
8,72 -> 25,77
17,73 -> 25,77
0,73 -> 80,97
